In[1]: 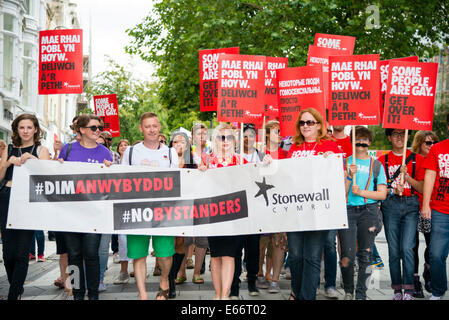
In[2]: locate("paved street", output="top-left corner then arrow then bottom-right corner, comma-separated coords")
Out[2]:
0,229 -> 447,301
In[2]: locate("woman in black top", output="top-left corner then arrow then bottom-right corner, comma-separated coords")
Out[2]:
0,113 -> 50,300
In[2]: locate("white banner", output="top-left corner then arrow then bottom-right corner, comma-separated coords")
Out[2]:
7,156 -> 348,236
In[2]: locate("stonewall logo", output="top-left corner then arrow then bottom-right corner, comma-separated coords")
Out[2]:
358,113 -> 377,120
413,117 -> 431,126
254,177 -> 331,213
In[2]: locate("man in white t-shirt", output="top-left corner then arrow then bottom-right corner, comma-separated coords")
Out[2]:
122,112 -> 178,300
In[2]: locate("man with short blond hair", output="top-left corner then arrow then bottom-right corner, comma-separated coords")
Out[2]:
122,112 -> 178,300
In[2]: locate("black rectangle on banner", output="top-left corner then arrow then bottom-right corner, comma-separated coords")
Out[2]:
113,191 -> 248,230
29,171 -> 180,202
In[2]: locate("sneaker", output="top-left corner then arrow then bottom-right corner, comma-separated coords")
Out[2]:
98,282 -> 107,292
372,257 -> 384,269
413,276 -> 425,298
112,253 -> 120,264
268,281 -> 280,294
37,254 -> 46,262
344,292 -> 353,300
324,287 -> 339,299
402,293 -> 414,300
29,254 -> 35,261
430,295 -> 441,300
229,295 -> 240,300
392,292 -> 403,300
256,276 -> 269,289
248,282 -> 259,296
113,272 -> 130,285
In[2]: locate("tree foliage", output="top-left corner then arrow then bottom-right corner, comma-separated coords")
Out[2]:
85,57 -> 169,146
125,0 -> 449,145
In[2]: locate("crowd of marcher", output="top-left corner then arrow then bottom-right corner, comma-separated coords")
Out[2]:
1,108 -> 449,301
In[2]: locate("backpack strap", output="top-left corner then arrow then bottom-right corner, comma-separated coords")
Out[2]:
128,146 -> 134,165
64,142 -> 73,161
386,152 -> 415,189
373,159 -> 381,192
168,147 -> 172,166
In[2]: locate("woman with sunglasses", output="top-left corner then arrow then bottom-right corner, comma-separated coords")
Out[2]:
199,123 -> 247,300
0,113 -> 50,300
410,130 -> 439,297
58,114 -> 113,300
286,107 -> 342,300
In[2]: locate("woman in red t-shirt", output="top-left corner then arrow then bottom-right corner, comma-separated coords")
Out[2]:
410,130 -> 439,295
199,123 -> 246,300
285,107 -> 342,300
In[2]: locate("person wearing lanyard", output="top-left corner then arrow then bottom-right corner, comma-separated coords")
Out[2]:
377,128 -> 425,300
341,126 -> 387,300
286,107 -> 342,300
0,113 -> 51,300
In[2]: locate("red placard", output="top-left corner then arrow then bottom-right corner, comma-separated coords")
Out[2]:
328,54 -> 380,125
264,57 -> 288,118
199,47 -> 239,112
379,56 -> 419,122
94,94 -> 120,137
217,54 -> 266,125
277,66 -> 326,137
314,33 -> 356,54
307,45 -> 351,110
38,29 -> 83,95
382,61 -> 438,130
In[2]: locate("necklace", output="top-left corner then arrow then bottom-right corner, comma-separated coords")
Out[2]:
19,144 -> 36,157
303,141 -> 318,155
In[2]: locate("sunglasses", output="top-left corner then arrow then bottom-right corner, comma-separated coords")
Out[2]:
424,141 -> 436,146
217,135 -> 234,142
355,143 -> 369,148
102,137 -> 112,141
159,140 -> 166,144
299,120 -> 319,127
84,125 -> 104,132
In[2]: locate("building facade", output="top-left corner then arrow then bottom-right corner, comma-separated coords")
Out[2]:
0,0 -> 46,142
0,0 -> 90,153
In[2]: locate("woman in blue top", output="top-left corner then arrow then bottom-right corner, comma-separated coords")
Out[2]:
340,126 -> 387,300
58,114 -> 113,300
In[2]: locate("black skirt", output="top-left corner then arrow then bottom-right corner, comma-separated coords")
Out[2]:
207,235 -> 240,258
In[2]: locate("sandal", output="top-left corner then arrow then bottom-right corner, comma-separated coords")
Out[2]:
192,276 -> 204,284
289,291 -> 296,300
156,287 -> 169,300
54,278 -> 64,289
175,276 -> 186,284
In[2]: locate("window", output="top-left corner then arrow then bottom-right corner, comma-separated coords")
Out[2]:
3,13 -> 15,32
3,34 -> 14,91
22,43 -> 34,107
2,13 -> 16,91
25,0 -> 33,16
